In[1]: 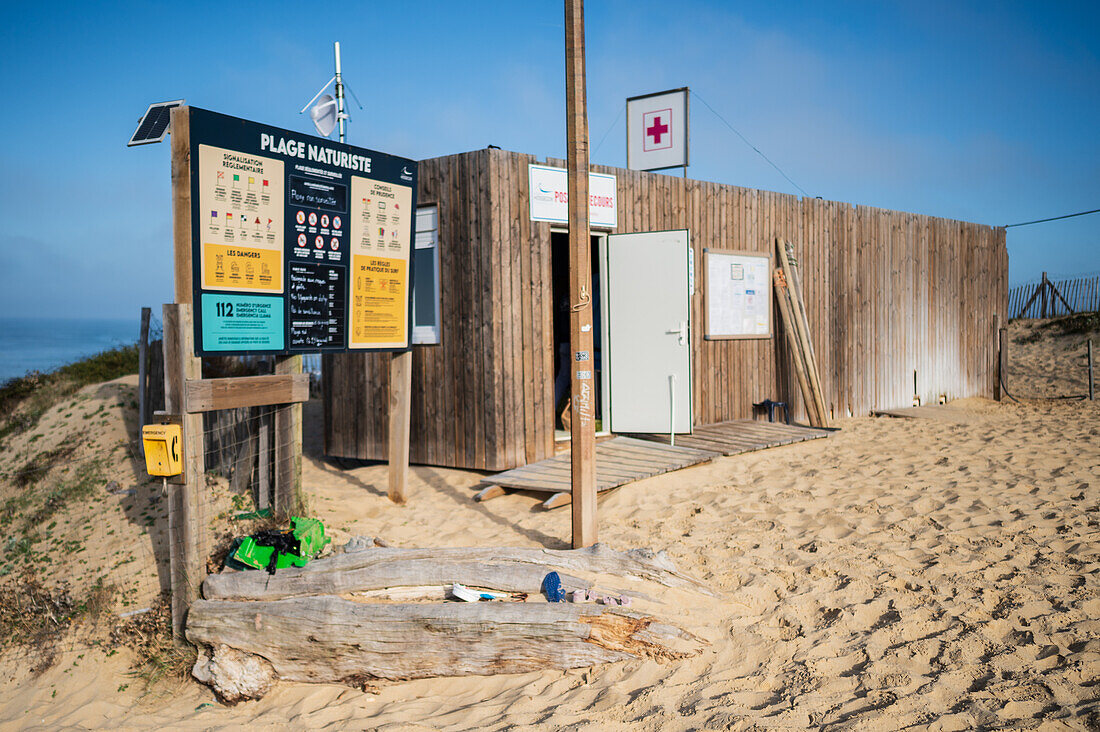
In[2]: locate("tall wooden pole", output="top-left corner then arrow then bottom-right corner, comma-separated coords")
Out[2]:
565,0 -> 597,548
166,107 -> 207,639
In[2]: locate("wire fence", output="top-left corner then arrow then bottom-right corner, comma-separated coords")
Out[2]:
1008,274 -> 1100,319
0,307 -> 323,679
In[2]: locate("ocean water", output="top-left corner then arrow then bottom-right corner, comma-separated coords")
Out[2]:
0,317 -> 140,383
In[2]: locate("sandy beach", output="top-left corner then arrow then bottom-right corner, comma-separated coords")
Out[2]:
0,317 -> 1097,729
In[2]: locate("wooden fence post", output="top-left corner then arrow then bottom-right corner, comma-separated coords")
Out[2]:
274,356 -> 303,515
1040,272 -> 1049,318
257,406 -> 272,511
1089,339 -> 1094,402
387,350 -> 413,504
993,313 -> 1001,401
999,326 -> 1008,399
162,303 -> 206,639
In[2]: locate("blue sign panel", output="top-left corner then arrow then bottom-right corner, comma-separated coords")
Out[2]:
200,293 -> 285,352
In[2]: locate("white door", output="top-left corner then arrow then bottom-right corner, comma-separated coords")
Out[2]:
603,230 -> 692,434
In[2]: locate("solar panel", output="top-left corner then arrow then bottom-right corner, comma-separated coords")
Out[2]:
127,100 -> 185,146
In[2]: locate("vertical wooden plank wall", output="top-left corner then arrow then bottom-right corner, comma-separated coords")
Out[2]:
323,150 -> 557,471
325,149 -> 1007,469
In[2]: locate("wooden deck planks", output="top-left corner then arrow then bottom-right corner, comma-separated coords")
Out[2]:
481,422 -> 832,506
634,419 -> 831,456
482,436 -> 716,496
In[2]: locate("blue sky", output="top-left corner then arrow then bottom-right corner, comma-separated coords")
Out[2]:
0,1 -> 1096,319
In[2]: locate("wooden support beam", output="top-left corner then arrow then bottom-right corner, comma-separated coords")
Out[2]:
387,350 -> 413,504
1049,277 -> 1074,315
474,484 -> 507,502
162,304 -> 206,640
544,492 -> 572,510
273,356 -> 303,516
184,374 -> 309,413
565,0 -> 597,548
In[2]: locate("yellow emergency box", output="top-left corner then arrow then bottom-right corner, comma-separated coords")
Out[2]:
142,423 -> 183,477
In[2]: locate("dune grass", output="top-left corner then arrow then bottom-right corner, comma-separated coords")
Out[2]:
0,344 -> 139,444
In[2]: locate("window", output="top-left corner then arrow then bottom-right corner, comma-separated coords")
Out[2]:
411,205 -> 441,344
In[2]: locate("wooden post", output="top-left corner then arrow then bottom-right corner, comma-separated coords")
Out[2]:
999,326 -> 1008,399
387,350 -> 413,504
565,0 -> 597,548
257,406 -> 271,511
1040,272 -> 1049,319
165,106 -> 207,639
773,270 -> 818,426
162,304 -> 205,639
273,355 -> 303,515
171,107 -> 193,304
138,307 -> 151,455
1089,339 -> 1094,401
776,239 -> 828,427
993,313 -> 1001,401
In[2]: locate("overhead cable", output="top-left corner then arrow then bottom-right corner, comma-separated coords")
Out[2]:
691,90 -> 811,198
1004,208 -> 1100,228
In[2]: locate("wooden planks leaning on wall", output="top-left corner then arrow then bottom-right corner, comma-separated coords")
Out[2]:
324,149 -> 1008,471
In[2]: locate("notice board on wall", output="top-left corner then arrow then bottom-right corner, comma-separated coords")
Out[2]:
187,107 -> 417,355
703,249 -> 772,340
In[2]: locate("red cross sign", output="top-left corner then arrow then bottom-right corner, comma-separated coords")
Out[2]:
642,108 -> 673,151
627,88 -> 688,171
647,116 -> 669,144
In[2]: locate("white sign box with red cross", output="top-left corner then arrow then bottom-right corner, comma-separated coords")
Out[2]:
626,87 -> 689,172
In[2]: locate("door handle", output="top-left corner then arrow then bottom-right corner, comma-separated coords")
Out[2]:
665,321 -> 687,346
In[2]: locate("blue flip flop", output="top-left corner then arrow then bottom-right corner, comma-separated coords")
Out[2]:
542,571 -> 566,602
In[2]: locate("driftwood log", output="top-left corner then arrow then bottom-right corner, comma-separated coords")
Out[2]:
189,597 -> 705,701
203,542 -> 718,601
189,543 -> 716,702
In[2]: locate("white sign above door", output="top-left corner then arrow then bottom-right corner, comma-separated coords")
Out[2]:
528,164 -> 618,228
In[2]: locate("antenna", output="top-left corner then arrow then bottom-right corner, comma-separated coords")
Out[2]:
300,42 -> 362,143
310,94 -> 338,137
334,42 -> 346,143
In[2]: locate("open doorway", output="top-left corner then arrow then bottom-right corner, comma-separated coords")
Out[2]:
550,230 -> 607,439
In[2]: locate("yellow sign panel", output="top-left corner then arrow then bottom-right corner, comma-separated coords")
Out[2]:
350,176 -> 413,259
349,255 -> 407,349
203,243 -> 282,291
142,423 -> 183,477
198,144 -> 285,294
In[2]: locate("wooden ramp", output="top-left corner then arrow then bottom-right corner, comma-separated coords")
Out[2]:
477,436 -> 717,509
871,406 -> 973,424
633,419 -> 832,455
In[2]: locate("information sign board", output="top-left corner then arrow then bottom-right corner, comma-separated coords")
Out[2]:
703,249 -> 772,339
187,107 -> 417,355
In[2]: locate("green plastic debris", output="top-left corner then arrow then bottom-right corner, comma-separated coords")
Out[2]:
232,508 -> 273,521
230,516 -> 330,574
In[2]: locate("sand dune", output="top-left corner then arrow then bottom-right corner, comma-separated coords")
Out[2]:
1,320 -> 1098,729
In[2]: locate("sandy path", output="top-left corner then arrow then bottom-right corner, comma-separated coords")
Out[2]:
3,393 -> 1095,729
